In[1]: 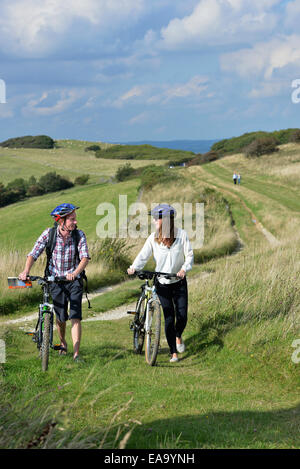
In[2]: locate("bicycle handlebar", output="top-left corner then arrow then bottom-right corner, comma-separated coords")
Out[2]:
28,275 -> 70,283
133,270 -> 179,280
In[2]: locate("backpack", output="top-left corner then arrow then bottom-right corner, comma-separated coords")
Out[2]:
45,223 -> 91,308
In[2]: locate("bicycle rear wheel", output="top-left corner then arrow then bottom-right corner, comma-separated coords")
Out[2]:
133,295 -> 146,354
145,300 -> 161,366
41,313 -> 50,372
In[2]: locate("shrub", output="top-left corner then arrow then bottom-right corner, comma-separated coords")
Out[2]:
115,163 -> 135,182
85,145 -> 100,152
186,151 -> 220,167
0,135 -> 54,149
38,172 -> 74,193
96,238 -> 132,271
26,184 -> 45,197
6,178 -> 27,197
74,174 -> 90,185
243,137 -> 279,158
289,129 -> 300,143
140,165 -> 179,190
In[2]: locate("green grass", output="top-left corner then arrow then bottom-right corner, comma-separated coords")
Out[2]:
204,162 -> 300,212
1,307 -> 299,449
0,141 -> 167,185
1,139 -> 300,449
0,179 -> 140,251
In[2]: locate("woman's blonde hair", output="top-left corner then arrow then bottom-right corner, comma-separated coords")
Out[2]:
154,216 -> 176,248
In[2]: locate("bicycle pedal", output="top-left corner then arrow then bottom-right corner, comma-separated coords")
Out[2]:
127,310 -> 136,315
26,332 -> 38,343
53,344 -> 63,351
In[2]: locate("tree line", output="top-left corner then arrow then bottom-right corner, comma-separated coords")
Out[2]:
0,172 -> 74,208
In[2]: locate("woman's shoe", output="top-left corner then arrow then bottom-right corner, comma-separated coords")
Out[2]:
176,342 -> 185,353
170,356 -> 179,363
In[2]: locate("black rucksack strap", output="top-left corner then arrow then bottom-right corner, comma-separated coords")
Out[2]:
45,224 -> 91,309
45,224 -> 58,277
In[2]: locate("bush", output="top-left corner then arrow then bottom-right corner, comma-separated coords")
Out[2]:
211,129 -> 300,155
289,129 -> 300,143
115,163 -> 135,182
85,145 -> 100,152
95,144 -> 194,162
186,151 -> 220,167
38,172 -> 74,193
0,135 -> 54,149
6,178 -> 27,197
140,165 -> 179,190
243,137 -> 279,158
96,238 -> 132,272
26,184 -> 45,197
74,174 -> 90,185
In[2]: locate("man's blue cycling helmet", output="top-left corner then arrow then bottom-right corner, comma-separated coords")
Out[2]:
150,204 -> 176,219
51,203 -> 79,221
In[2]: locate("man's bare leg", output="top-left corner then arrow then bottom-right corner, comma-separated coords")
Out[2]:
71,319 -> 81,359
56,319 -> 67,354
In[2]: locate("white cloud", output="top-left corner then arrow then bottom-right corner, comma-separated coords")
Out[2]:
22,89 -> 84,115
159,0 -> 280,49
249,80 -> 288,99
128,111 -> 149,125
164,76 -> 209,101
109,75 -> 211,110
0,0 -> 145,57
221,35 -> 300,79
285,0 -> 300,31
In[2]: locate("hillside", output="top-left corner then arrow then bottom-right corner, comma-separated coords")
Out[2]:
0,139 -> 168,186
0,138 -> 300,449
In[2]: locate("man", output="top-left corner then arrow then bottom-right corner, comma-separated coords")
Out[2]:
19,203 -> 90,361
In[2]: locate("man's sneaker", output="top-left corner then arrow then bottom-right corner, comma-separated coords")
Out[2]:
176,342 -> 185,353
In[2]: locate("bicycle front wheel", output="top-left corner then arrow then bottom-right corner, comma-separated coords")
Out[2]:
133,295 -> 146,354
145,300 -> 161,366
41,313 -> 51,372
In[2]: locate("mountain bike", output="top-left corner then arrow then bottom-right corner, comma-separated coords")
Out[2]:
8,275 -> 69,371
127,270 -> 178,366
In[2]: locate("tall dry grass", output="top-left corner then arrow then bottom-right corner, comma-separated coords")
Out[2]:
189,233 -> 300,349
128,175 -> 238,262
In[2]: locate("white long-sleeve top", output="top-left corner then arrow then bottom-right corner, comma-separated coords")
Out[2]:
130,228 -> 194,284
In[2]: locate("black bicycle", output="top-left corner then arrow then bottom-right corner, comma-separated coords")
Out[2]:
127,271 -> 178,366
25,275 -> 69,371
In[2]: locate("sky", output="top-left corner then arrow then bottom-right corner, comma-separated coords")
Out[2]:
0,0 -> 300,143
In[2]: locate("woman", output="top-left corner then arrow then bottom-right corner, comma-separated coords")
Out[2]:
127,204 -> 193,363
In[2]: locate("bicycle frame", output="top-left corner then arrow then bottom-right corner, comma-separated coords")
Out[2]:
144,282 -> 160,334
128,270 -> 178,365
31,278 -> 56,352
25,276 -> 69,367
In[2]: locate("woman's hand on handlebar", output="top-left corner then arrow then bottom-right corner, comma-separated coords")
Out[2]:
176,269 -> 186,279
127,267 -> 135,276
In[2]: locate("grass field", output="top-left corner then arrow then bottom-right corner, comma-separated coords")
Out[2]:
0,139 -> 167,185
0,140 -> 300,449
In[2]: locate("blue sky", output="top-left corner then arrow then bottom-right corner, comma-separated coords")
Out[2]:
0,0 -> 300,143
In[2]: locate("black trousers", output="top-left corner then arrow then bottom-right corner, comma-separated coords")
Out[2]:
156,277 -> 188,354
